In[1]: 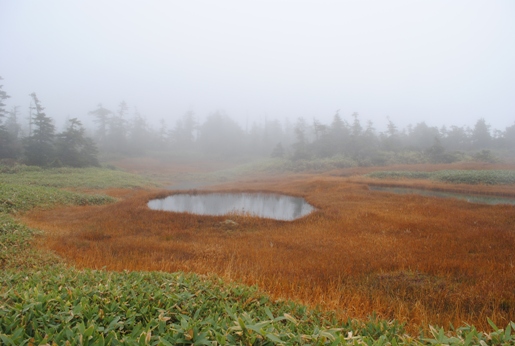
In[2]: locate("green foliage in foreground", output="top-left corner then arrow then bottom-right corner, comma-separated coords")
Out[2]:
0,268 -> 401,345
0,165 -> 155,189
1,265 -> 514,344
367,170 -> 515,185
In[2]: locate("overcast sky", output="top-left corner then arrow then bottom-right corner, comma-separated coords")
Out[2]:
1,0 -> 514,132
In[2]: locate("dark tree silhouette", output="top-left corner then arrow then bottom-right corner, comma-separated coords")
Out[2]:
171,111 -> 197,149
105,101 -> 128,153
55,118 -> 99,167
158,118 -> 168,147
198,111 -> 244,157
503,122 -> 515,149
471,118 -> 492,149
442,125 -> 469,151
271,142 -> 285,158
88,103 -> 112,148
328,111 -> 350,155
292,117 -> 310,160
128,108 -> 151,154
0,106 -> 23,158
381,117 -> 401,152
405,122 -> 440,150
24,93 -> 55,166
0,78 -> 17,159
0,77 -> 9,120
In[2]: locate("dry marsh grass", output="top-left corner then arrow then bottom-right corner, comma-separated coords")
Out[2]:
21,166 -> 515,332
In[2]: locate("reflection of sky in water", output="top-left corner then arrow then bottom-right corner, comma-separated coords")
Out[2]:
369,186 -> 515,206
148,193 -> 314,221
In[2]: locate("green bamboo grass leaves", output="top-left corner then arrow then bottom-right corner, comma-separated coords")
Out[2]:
0,269 -> 362,345
2,267 -> 514,344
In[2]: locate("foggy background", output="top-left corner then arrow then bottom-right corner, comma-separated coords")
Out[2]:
1,0 -> 514,131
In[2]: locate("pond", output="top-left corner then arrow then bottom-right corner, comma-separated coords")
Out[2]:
147,192 -> 315,221
369,186 -> 515,206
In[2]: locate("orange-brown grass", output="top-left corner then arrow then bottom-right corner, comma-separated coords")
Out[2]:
22,174 -> 515,332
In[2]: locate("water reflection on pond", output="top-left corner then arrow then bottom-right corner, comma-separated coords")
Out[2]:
147,193 -> 315,221
369,186 -> 515,205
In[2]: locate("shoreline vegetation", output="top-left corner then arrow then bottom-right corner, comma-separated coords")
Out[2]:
1,160 -> 515,344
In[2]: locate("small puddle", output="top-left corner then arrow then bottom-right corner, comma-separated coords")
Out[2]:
369,186 -> 515,205
148,192 -> 315,221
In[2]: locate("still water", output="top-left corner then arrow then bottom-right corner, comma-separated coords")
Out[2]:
147,193 -> 315,221
369,186 -> 515,205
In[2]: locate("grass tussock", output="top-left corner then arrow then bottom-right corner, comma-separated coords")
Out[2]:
25,173 -> 515,333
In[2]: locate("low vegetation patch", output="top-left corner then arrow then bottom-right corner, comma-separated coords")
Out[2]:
367,169 -> 515,185
0,165 -> 155,190
0,214 -> 61,271
0,183 -> 114,214
0,266 -> 406,345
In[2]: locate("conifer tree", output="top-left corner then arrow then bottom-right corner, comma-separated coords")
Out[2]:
105,101 -> 128,153
0,77 -> 15,158
0,77 -> 9,120
24,93 -> 55,166
88,103 -> 112,148
471,118 -> 492,149
56,118 -> 99,167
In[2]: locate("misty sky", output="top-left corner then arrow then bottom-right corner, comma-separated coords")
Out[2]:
1,0 -> 514,132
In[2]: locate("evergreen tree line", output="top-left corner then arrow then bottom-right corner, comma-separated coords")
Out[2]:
87,104 -> 515,166
1,77 -> 514,167
0,79 -> 99,167
285,112 -> 515,166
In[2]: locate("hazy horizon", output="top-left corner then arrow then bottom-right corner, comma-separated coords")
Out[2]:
1,0 -> 514,132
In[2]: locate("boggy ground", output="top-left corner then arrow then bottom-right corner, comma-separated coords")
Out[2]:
21,162 -> 515,332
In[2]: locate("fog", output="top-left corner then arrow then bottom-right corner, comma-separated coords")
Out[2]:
1,0 -> 514,131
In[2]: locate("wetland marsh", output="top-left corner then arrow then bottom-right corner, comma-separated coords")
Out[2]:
21,161 -> 515,333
